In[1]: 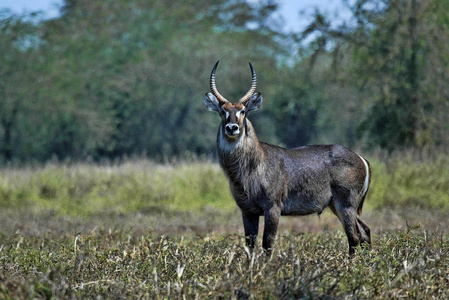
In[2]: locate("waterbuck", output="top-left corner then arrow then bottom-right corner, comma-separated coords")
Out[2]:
204,61 -> 371,256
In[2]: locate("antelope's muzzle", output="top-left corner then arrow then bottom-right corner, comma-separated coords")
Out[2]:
225,123 -> 240,137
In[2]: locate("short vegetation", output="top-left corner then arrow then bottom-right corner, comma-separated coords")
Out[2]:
1,157 -> 449,298
2,227 -> 448,299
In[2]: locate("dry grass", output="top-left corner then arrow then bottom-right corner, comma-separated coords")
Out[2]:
1,221 -> 448,299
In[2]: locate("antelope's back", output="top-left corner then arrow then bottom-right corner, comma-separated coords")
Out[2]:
265,143 -> 367,192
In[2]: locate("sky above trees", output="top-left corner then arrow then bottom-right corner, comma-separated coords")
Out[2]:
2,0 -> 353,32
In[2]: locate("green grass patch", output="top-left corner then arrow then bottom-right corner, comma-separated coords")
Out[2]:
0,160 -> 235,217
1,154 -> 449,217
368,154 -> 449,211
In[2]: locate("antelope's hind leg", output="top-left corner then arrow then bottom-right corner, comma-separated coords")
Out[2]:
356,216 -> 371,247
339,207 -> 360,256
329,193 -> 369,256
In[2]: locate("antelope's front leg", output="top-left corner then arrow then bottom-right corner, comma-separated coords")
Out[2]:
262,205 -> 281,253
242,212 -> 259,249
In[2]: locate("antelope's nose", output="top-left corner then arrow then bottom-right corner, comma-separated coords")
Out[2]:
225,123 -> 239,134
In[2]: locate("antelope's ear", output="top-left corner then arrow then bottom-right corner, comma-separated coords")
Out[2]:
204,93 -> 221,112
246,92 -> 262,112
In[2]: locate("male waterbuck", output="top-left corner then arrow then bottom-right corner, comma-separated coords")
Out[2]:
204,61 -> 371,256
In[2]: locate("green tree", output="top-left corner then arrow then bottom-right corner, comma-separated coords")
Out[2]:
0,10 -> 115,163
0,13 -> 43,162
50,0 -> 287,159
300,0 -> 449,151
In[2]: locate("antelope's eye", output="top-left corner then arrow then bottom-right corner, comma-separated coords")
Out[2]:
220,110 -> 226,116
240,110 -> 245,115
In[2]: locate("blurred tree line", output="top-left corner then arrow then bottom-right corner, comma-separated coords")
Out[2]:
0,0 -> 448,164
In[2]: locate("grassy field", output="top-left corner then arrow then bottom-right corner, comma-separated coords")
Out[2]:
1,156 -> 449,298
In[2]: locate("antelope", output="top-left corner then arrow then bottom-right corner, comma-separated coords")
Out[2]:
204,61 -> 372,256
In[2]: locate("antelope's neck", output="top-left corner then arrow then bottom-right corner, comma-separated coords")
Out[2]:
217,120 -> 264,181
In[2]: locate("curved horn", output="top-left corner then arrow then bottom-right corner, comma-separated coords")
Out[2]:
210,60 -> 229,104
238,61 -> 257,104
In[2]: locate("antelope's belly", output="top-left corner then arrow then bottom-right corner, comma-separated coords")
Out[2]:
281,192 -> 331,216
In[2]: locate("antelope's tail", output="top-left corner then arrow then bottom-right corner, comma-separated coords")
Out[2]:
357,155 -> 371,215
